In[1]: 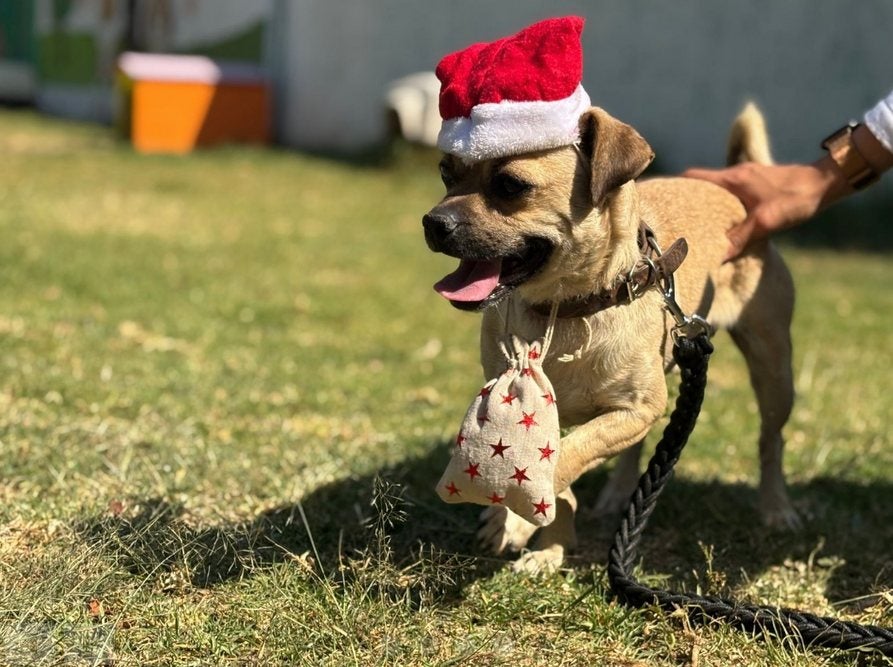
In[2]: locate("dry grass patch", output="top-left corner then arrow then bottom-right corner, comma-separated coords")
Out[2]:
1,109 -> 892,665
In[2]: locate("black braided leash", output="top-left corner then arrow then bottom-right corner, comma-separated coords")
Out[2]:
607,332 -> 893,655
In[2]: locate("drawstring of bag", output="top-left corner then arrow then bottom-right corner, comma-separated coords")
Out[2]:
499,298 -> 592,364
541,300 -> 560,359
557,317 -> 593,363
544,300 -> 592,363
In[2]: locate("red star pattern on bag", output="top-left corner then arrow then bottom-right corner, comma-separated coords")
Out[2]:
510,466 -> 530,485
437,336 -> 559,526
533,497 -> 551,516
518,411 -> 538,431
489,438 -> 511,458
488,492 -> 505,504
538,442 -> 555,461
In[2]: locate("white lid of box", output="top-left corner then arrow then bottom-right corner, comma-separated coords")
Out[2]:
118,52 -> 267,85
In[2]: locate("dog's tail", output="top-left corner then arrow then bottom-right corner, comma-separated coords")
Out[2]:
726,101 -> 774,166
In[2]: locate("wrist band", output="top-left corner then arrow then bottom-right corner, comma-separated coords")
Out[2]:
821,123 -> 879,190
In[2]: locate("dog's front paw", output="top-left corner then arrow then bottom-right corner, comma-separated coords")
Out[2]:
511,545 -> 565,575
593,485 -> 633,516
761,504 -> 802,531
593,444 -> 642,516
477,505 -> 538,554
760,485 -> 802,530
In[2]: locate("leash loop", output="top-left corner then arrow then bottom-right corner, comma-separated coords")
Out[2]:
606,316 -> 893,656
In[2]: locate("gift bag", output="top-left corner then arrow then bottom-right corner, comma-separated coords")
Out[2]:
436,335 -> 560,526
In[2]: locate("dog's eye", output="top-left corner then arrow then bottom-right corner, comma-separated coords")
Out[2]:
439,163 -> 455,189
491,173 -> 531,199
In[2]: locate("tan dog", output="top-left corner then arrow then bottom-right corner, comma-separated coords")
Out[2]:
423,104 -> 796,573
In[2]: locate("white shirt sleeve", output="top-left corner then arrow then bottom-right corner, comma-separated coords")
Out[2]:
863,89 -> 893,154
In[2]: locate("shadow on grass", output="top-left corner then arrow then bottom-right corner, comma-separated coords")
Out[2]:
570,469 -> 893,609
75,443 -> 893,611
74,442 -> 495,599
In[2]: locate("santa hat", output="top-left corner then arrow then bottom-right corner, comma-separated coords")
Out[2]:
436,16 -> 591,162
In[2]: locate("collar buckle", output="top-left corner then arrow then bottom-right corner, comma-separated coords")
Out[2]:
625,255 -> 658,302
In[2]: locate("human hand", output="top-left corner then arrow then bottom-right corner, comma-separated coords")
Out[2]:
683,160 -> 845,261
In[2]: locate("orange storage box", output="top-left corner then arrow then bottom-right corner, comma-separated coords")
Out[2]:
117,52 -> 270,153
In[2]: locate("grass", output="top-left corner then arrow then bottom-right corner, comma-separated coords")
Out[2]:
1,107 -> 892,666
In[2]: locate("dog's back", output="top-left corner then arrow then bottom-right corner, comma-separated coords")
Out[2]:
637,103 -> 784,328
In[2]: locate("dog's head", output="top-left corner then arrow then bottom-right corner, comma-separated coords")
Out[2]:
424,107 -> 654,310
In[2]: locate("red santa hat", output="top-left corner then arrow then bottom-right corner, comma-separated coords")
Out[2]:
436,16 -> 591,162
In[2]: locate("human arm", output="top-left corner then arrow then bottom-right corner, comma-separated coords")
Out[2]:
684,93 -> 893,260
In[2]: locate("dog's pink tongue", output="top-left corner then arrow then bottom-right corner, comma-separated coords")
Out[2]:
434,259 -> 501,302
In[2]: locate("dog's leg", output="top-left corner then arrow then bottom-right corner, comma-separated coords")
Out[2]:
729,251 -> 798,529
553,387 -> 667,496
512,487 -> 577,574
477,505 -> 538,555
594,439 -> 644,515
730,320 -> 798,528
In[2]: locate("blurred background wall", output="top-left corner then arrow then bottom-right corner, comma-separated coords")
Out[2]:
273,0 -> 893,173
0,0 -> 270,121
2,0 -> 892,176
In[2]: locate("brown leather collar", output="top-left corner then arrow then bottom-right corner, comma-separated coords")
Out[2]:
531,223 -> 688,319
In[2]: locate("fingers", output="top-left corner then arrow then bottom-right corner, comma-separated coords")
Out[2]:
682,167 -> 729,187
723,225 -> 749,262
684,167 -> 752,205
723,213 -> 761,262
686,167 -> 750,261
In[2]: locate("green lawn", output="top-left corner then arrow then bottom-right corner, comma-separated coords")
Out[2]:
1,109 -> 892,666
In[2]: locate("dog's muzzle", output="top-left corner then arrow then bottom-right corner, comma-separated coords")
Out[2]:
422,212 -> 459,252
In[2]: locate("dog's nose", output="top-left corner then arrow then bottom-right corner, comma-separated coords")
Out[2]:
422,212 -> 459,250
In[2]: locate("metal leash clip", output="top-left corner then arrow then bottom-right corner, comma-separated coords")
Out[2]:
644,235 -> 711,343
660,271 -> 711,343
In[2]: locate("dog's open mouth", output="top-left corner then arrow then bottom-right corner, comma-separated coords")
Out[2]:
433,238 -> 552,310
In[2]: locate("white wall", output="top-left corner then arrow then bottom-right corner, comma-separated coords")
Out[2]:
275,0 -> 893,177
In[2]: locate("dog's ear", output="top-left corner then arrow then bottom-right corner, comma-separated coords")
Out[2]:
578,107 -> 654,207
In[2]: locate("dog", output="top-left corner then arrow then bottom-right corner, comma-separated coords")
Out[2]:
423,103 -> 797,573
